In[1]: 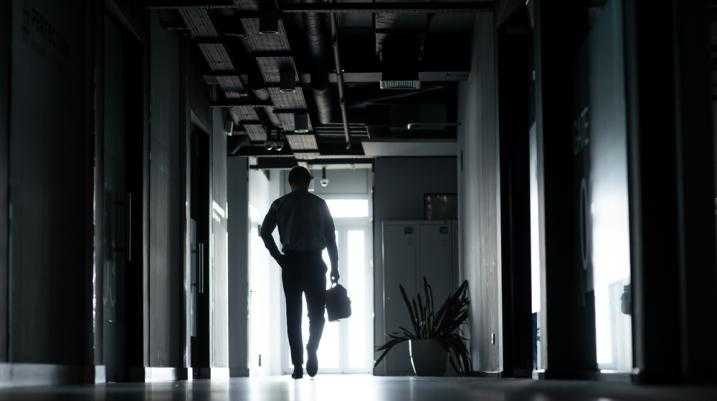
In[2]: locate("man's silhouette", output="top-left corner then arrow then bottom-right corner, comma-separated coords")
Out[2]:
260,166 -> 339,379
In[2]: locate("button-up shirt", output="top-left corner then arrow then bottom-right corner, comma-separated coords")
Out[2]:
260,189 -> 336,252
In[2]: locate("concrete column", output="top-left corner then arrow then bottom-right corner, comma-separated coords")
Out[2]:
532,0 -> 598,379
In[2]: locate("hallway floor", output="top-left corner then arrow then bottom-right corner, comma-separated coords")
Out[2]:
1,374 -> 716,401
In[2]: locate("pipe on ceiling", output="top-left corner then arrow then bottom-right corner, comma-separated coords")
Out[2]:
304,0 -> 334,125
146,1 -> 494,12
330,11 -> 351,149
281,2 -> 494,13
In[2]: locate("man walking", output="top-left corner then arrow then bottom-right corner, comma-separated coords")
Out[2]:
260,166 -> 339,379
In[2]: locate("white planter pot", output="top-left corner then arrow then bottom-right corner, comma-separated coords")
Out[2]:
409,339 -> 448,376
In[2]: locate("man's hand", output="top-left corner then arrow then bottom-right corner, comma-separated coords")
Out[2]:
275,253 -> 288,269
330,268 -> 340,284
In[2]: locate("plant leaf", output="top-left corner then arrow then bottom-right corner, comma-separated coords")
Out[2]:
373,337 -> 408,368
399,285 -> 421,335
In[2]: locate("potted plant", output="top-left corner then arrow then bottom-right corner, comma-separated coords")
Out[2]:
375,278 -> 472,376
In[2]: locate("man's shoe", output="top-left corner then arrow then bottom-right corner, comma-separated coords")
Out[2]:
306,351 -> 318,377
292,365 -> 304,379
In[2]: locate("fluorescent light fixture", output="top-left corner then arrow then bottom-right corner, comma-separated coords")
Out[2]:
294,152 -> 320,161
379,79 -> 421,90
286,134 -> 318,151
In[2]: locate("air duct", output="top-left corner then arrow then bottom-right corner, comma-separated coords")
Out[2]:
304,0 -> 334,125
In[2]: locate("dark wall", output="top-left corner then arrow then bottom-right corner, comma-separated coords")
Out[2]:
8,0 -> 90,364
373,158 -> 457,220
148,15 -> 183,367
372,157 -> 457,374
227,156 -> 249,376
457,11 -> 502,373
0,0 -> 10,363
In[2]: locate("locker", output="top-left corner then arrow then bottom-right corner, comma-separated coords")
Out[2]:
381,220 -> 458,375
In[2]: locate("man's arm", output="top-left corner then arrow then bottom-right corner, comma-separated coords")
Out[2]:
322,201 -> 339,283
260,202 -> 284,266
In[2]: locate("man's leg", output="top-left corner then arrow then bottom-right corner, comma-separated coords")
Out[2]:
304,263 -> 326,376
282,270 -> 304,370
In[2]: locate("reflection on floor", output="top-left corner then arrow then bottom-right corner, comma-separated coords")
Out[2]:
1,374 -> 716,401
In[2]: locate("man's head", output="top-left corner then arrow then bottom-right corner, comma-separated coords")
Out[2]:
288,166 -> 313,190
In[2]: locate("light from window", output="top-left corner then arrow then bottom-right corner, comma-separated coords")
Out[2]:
325,199 -> 369,218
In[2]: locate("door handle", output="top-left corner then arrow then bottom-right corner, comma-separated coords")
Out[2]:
127,192 -> 133,263
198,243 -> 205,294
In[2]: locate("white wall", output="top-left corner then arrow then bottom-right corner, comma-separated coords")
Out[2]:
247,170 -> 284,375
227,156 -> 249,376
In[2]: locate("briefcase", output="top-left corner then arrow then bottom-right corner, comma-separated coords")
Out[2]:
326,283 -> 351,322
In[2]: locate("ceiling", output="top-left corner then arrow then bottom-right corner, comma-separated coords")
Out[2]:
149,0 -> 491,165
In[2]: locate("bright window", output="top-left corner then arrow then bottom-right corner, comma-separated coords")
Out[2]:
325,199 -> 369,219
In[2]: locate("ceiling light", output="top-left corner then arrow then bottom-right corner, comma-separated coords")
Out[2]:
380,79 -> 421,90
294,152 -> 320,161
320,167 -> 329,188
286,134 -> 318,151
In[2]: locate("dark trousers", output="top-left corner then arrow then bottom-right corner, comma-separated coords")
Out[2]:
282,250 -> 327,367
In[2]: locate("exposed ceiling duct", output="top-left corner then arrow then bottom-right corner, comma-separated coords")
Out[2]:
303,0 -> 335,125
330,11 -> 351,149
153,0 -> 479,161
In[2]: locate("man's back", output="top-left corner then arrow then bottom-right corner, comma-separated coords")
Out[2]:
261,189 -> 334,252
259,166 -> 339,379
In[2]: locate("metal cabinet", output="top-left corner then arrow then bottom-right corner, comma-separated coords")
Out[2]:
381,220 -> 458,375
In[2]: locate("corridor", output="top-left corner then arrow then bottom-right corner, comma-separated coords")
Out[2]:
2,376 -> 717,401
1,0 -> 716,399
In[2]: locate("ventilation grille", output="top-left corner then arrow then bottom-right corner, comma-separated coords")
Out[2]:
294,152 -> 320,161
286,134 -> 318,151
379,80 -> 421,90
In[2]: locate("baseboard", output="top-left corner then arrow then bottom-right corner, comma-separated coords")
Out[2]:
541,368 -> 600,380
0,363 -> 98,387
506,368 -> 532,378
230,366 -> 249,377
594,371 -> 632,383
193,367 -> 230,381
471,370 -> 503,378
532,368 -> 632,382
129,367 -> 190,383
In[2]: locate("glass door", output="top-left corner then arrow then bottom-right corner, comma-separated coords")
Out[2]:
283,198 -> 374,374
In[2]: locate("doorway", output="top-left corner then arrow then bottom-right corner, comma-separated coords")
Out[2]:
190,127 -> 210,372
281,197 -> 374,374
102,14 -> 145,382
